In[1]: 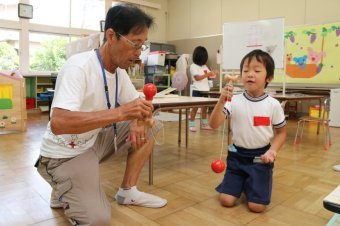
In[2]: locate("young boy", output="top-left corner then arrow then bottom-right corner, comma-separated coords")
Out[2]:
209,49 -> 286,213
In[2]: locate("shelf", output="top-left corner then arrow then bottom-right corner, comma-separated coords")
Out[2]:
153,74 -> 171,89
24,75 -> 54,109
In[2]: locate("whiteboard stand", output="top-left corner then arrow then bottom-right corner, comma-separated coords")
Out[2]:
282,40 -> 287,96
218,45 -> 223,92
282,59 -> 286,96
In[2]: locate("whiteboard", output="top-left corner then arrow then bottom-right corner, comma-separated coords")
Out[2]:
223,18 -> 285,69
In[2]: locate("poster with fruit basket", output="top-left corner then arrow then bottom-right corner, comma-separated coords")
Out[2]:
273,21 -> 340,85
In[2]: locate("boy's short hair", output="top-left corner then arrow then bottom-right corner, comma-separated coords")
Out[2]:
240,49 -> 275,88
192,46 -> 208,66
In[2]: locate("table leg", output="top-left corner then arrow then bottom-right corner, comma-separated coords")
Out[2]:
178,109 -> 182,146
186,108 -> 188,148
317,98 -> 322,134
149,149 -> 153,185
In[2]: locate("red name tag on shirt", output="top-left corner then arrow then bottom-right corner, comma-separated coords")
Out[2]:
253,116 -> 270,126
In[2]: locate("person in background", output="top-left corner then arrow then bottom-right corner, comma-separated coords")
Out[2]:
35,4 -> 166,226
209,49 -> 286,213
189,46 -> 218,132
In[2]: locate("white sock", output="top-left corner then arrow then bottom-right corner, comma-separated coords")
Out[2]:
115,186 -> 167,208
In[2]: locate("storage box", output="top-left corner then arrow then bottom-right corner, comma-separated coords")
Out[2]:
153,74 -> 170,88
147,51 -> 166,66
37,93 -> 51,101
145,65 -> 165,74
309,105 -> 328,121
26,98 -> 36,109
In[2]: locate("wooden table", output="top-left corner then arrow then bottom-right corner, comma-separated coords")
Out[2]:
152,96 -> 219,148
202,91 -> 325,105
148,96 -> 219,184
272,93 -> 324,104
272,94 -> 325,133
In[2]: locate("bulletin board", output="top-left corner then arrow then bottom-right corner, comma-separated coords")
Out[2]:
223,18 -> 285,70
273,21 -> 340,85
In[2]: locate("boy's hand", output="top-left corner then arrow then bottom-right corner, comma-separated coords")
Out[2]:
260,149 -> 277,163
220,83 -> 233,103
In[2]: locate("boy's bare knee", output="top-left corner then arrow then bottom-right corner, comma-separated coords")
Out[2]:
219,194 -> 237,207
248,202 -> 266,213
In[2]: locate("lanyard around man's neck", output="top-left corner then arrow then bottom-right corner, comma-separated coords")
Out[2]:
95,48 -> 118,135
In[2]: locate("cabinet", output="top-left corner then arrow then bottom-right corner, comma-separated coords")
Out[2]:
24,75 -> 54,111
150,42 -> 176,53
153,74 -> 170,91
164,54 -> 178,74
330,89 -> 340,127
144,65 -> 165,84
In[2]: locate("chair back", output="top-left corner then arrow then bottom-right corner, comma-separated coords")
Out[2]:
321,98 -> 330,122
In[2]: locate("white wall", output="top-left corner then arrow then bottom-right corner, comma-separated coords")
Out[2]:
141,0 -> 168,43
167,0 -> 340,41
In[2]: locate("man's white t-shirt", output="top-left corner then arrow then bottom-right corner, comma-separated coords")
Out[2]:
40,50 -> 139,158
190,63 -> 210,91
223,92 -> 286,149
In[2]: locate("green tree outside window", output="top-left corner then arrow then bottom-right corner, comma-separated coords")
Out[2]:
30,37 -> 67,72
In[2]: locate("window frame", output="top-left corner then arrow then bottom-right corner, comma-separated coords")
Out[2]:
0,0 -> 110,76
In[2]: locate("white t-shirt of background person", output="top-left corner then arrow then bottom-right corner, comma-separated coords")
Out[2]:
190,63 -> 210,91
40,50 -> 139,158
223,91 -> 286,149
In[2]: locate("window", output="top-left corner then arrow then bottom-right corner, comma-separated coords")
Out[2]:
0,0 -> 19,21
0,28 -> 19,71
0,0 -> 119,73
30,0 -> 70,27
71,0 -> 104,30
29,32 -> 69,72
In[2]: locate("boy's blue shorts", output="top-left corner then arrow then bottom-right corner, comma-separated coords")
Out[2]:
216,144 -> 274,205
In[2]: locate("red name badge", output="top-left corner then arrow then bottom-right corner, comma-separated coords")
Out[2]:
253,116 -> 270,126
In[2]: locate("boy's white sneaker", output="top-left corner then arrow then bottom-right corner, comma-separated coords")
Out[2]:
115,186 -> 167,208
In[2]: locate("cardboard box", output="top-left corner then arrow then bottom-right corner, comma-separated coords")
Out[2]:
147,51 -> 166,66
309,105 -> 328,123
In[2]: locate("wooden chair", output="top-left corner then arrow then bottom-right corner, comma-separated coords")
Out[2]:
293,98 -> 332,150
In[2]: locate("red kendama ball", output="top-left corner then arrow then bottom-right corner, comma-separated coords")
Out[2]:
143,83 -> 157,101
211,159 -> 226,173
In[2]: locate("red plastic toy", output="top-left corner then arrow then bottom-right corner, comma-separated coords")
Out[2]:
143,83 -> 157,101
211,159 -> 226,173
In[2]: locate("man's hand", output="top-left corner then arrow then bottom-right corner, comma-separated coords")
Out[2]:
119,98 -> 153,121
128,120 -> 148,150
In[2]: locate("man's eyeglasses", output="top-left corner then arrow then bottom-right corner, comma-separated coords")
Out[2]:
117,32 -> 149,51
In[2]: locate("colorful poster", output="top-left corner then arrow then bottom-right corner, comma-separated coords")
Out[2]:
274,22 -> 340,85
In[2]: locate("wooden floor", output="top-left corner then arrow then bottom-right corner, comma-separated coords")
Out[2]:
0,112 -> 339,226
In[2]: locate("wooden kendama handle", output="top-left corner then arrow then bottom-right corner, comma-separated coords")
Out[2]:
138,83 -> 157,128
